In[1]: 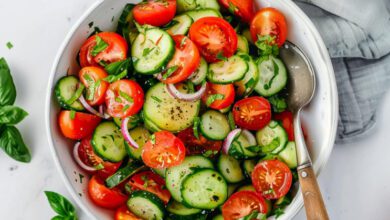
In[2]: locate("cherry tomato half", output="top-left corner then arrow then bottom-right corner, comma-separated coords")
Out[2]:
218,0 -> 255,22
58,111 -> 101,140
141,131 -> 186,169
105,79 -> 144,118
232,96 -> 271,130
79,32 -> 128,67
189,17 -> 237,63
252,159 -> 293,200
202,82 -> 235,110
115,205 -> 141,220
88,175 -> 128,209
161,35 -> 200,84
273,111 -> 294,141
250,7 -> 287,47
133,0 -> 176,27
79,66 -> 110,106
222,190 -> 268,220
177,127 -> 222,156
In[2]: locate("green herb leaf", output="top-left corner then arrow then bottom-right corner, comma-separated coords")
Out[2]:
193,117 -> 200,139
104,70 -> 128,83
245,78 -> 256,91
0,126 -> 31,163
104,59 -> 131,76
0,106 -> 28,125
216,52 -> 228,61
162,65 -> 179,80
69,110 -> 76,120
206,94 -> 225,107
227,111 -> 236,130
180,37 -> 187,48
255,35 -> 279,57
0,58 -> 17,106
142,47 -> 155,57
274,208 -> 285,219
83,74 -> 96,101
151,96 -> 162,103
247,145 -> 261,153
268,95 -> 287,113
262,137 -> 280,153
91,35 -> 108,56
44,191 -> 77,219
228,1 -> 238,14
162,19 -> 179,29
6,42 -> 13,49
150,134 -> 156,145
238,53 -> 251,62
119,90 -> 134,103
66,84 -> 84,105
122,105 -> 130,112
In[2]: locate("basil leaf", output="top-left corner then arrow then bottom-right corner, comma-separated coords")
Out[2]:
206,94 -> 225,106
216,52 -> 228,61
0,126 -> 31,162
44,191 -> 77,219
268,95 -> 287,113
0,106 -> 28,125
0,58 -> 16,107
104,70 -> 128,83
91,35 -> 108,56
104,59 -> 131,76
255,35 -> 279,57
6,42 -> 13,50
119,90 -> 134,103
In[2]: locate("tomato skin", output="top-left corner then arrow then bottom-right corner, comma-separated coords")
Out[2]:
58,111 -> 101,140
115,205 -> 141,220
133,0 -> 176,27
79,66 -> 110,106
142,131 -> 186,169
202,82 -> 235,110
273,111 -> 294,141
105,80 -> 144,118
250,7 -> 287,47
218,0 -> 255,22
189,17 -> 237,63
161,35 -> 200,84
252,160 -> 293,200
88,175 -> 128,209
177,127 -> 222,156
79,32 -> 128,67
222,190 -> 267,220
128,171 -> 171,204
232,96 -> 271,130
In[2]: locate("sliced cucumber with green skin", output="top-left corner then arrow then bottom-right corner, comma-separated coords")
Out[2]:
195,0 -> 220,11
92,122 -> 127,162
235,53 -> 259,97
208,55 -> 248,84
278,141 -> 298,168
143,83 -> 200,133
54,76 -> 84,111
218,154 -> 245,183
237,35 -> 249,53
113,114 -> 140,130
127,190 -> 165,220
132,28 -> 174,74
242,159 -> 256,177
227,184 -> 240,197
189,57 -> 208,85
254,55 -> 287,97
228,130 -> 258,159
212,214 -> 224,220
181,169 -> 228,209
177,0 -> 197,13
152,168 -> 166,178
242,28 -> 253,44
166,14 -> 193,35
256,120 -> 288,154
237,184 -> 255,192
166,155 -> 214,202
144,116 -> 162,132
200,110 -> 230,141
167,200 -> 202,216
177,0 -> 220,13
167,213 -> 208,220
186,9 -> 222,22
219,105 -> 231,114
125,126 -> 150,160
105,161 -> 144,188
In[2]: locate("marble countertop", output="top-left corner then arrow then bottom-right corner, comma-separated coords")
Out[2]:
1,0 -> 389,219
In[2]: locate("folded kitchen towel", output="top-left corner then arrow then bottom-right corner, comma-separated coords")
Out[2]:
293,0 -> 390,143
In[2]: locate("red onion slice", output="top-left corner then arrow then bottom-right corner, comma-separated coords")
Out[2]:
121,117 -> 139,149
79,95 -> 109,119
166,82 -> 206,101
73,142 -> 97,172
222,129 -> 242,154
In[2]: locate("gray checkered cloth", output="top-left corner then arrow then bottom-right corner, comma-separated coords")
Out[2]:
294,0 -> 390,143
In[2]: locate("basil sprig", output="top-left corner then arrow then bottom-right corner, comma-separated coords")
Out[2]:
44,191 -> 78,220
0,58 -> 30,163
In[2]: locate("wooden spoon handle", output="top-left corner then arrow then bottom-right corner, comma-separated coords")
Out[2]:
298,165 -> 329,220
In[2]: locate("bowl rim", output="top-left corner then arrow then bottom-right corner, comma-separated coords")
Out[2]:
45,0 -> 338,219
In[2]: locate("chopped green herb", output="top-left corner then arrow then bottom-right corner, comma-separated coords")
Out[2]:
119,90 -> 134,103
206,94 -> 225,106
255,35 -> 279,57
245,78 -> 256,91
151,95 -> 162,103
227,111 -> 236,130
88,21 -> 94,28
162,65 -> 179,80
238,53 -> 250,62
264,59 -> 279,90
268,95 -> 287,113
193,117 -> 200,139
263,188 -> 274,195
66,84 -> 84,105
115,97 -> 122,103
216,51 -> 228,61
91,35 -> 108,56
180,37 -> 187,48
103,69 -> 128,83
142,47 -> 155,56
150,134 -> 156,145
94,163 -> 104,170
122,105 -> 130,112
274,208 -> 285,218
6,42 -> 13,49
228,2 -> 238,14
70,110 -> 76,120
104,59 -> 130,75
247,145 -> 261,153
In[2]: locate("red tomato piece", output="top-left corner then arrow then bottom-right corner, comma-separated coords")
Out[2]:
250,7 -> 287,47
79,32 -> 128,67
133,0 -> 176,27
79,66 -> 110,106
189,17 -> 237,63
177,127 -> 222,156
218,0 -> 255,22
88,175 -> 128,209
232,96 -> 272,130
273,111 -> 294,141
252,160 -> 293,200
161,35 -> 200,84
115,205 -> 141,220
222,190 -> 268,220
105,79 -> 144,118
141,131 -> 186,169
202,82 -> 235,110
58,111 -> 101,140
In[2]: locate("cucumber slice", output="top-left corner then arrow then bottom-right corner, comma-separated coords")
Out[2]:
208,55 -> 248,84
54,76 -> 84,111
237,35 -> 249,53
167,213 -> 208,220
278,141 -> 297,169
242,28 -> 253,44
132,28 -> 175,74
166,14 -> 193,35
213,214 -> 224,220
219,105 -> 232,114
166,155 -> 214,202
228,130 -> 258,159
234,53 -> 259,97
237,184 -> 255,192
152,168 -> 166,178
92,122 -> 127,162
113,114 -> 140,130
144,116 -> 162,132
242,159 -> 256,177
189,57 -> 208,85
127,190 -> 165,220
255,121 -> 288,154
105,161 -> 144,188
177,0 -> 197,13
217,154 -> 245,183
200,110 -> 230,141
177,0 -> 220,13
181,169 -> 228,209
125,126 -> 150,160
254,55 -> 287,97
228,184 -> 240,197
186,9 -> 222,22
195,0 -> 220,11
167,200 -> 202,216
143,83 -> 200,132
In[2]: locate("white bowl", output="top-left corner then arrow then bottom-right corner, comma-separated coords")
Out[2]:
45,0 -> 338,219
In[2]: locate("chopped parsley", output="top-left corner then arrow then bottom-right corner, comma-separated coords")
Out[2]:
268,95 -> 287,113
119,90 -> 134,103
6,42 -> 13,49
91,35 -> 108,56
151,95 -> 162,103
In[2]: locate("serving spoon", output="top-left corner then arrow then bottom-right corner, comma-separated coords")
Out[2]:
279,41 -> 329,220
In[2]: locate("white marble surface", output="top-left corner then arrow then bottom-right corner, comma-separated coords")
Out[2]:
0,0 -> 389,219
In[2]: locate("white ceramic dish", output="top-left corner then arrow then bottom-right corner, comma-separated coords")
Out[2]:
45,0 -> 338,219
